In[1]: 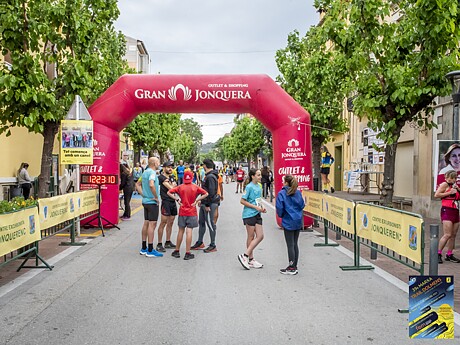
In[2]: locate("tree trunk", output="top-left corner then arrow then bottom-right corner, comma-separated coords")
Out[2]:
312,136 -> 323,191
381,143 -> 398,207
39,121 -> 59,198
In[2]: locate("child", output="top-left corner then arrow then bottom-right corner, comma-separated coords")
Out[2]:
435,169 -> 460,263
276,175 -> 305,275
237,168 -> 266,270
167,170 -> 208,260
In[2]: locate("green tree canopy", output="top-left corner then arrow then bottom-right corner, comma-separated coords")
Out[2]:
0,0 -> 128,197
315,0 -> 460,204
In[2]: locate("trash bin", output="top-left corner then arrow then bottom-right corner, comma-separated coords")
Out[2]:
9,185 -> 22,199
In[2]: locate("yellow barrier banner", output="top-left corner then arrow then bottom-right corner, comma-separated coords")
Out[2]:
356,204 -> 423,264
323,195 -> 355,234
39,194 -> 76,229
302,190 -> 324,218
0,207 -> 41,257
77,189 -> 99,215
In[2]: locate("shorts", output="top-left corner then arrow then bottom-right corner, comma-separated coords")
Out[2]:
237,179 -> 244,183
243,213 -> 263,226
161,200 -> 178,216
178,215 -> 198,228
441,207 -> 459,223
143,203 -> 159,221
320,167 -> 330,175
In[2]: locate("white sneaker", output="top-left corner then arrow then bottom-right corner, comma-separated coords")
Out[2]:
249,259 -> 263,269
238,254 -> 250,270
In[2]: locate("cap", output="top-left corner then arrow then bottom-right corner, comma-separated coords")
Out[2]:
184,170 -> 194,184
163,161 -> 174,167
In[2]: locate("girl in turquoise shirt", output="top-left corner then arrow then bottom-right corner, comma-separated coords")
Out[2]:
238,168 -> 266,270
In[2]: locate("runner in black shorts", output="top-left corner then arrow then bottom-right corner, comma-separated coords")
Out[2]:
156,161 -> 178,252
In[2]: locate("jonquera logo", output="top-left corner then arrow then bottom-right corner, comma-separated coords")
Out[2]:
168,84 -> 192,101
288,139 -> 299,147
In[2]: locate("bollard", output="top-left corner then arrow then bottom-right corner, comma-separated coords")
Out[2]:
370,241 -> 378,260
429,224 -> 439,276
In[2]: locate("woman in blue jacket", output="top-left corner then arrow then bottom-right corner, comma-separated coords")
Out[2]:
276,175 -> 305,275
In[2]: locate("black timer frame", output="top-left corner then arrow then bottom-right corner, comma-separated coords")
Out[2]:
83,182 -> 120,236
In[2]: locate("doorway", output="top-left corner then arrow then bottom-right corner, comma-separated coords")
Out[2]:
334,145 -> 343,191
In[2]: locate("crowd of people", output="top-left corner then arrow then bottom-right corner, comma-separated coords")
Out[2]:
119,154 -> 305,275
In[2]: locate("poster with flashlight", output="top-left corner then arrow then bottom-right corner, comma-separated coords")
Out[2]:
409,275 -> 454,339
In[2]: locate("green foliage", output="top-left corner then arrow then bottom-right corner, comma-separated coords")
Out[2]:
0,197 -> 38,215
177,118 -> 202,162
170,131 -> 195,163
127,113 -> 181,159
315,0 -> 460,144
276,29 -> 349,145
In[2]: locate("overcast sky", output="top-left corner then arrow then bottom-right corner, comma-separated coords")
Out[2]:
115,0 -> 318,143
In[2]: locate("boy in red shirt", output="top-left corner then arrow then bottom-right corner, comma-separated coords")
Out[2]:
167,170 -> 208,260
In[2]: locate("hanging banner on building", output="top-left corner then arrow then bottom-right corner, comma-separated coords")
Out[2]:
0,206 -> 41,257
38,194 -> 76,229
409,275 -> 454,339
323,195 -> 355,234
60,120 -> 94,164
356,203 -> 423,263
303,190 -> 324,218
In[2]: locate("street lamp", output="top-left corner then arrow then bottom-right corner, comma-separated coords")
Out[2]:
445,71 -> 460,139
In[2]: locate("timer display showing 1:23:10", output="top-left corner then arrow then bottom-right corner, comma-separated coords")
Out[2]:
80,174 -> 118,185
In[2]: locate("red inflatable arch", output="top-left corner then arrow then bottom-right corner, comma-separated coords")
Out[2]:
87,74 -> 312,226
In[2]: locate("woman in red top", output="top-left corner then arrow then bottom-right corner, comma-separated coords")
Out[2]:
168,171 -> 208,260
435,170 -> 460,264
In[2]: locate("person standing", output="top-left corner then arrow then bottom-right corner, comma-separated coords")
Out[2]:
176,160 -> 185,185
17,162 -> 33,199
168,171 -> 208,260
435,170 -> 460,263
156,161 -> 177,252
276,175 -> 305,275
191,159 -> 220,252
261,166 -> 270,199
136,157 -> 163,258
133,162 -> 143,184
235,165 -> 245,193
119,163 -> 134,220
320,146 -> 335,193
237,168 -> 266,270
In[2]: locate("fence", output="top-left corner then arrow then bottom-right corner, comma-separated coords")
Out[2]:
0,189 -> 99,272
303,190 -> 425,275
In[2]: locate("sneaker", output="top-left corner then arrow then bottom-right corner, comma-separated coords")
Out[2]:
280,266 -> 298,275
249,259 -> 263,269
164,241 -> 176,249
438,254 -> 443,264
330,187 -> 335,193
238,254 -> 250,270
323,190 -> 329,194
156,244 -> 166,253
191,242 -> 205,250
171,250 -> 180,258
445,254 -> 460,263
139,248 -> 148,255
184,252 -> 195,260
203,245 -> 217,253
146,249 -> 163,258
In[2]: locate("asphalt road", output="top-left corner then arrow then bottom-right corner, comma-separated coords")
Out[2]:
0,184 -> 451,344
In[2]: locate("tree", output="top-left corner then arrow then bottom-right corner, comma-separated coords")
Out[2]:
276,29 -> 349,182
127,113 -> 181,161
170,132 -> 195,163
180,118 -> 203,162
315,0 -> 460,204
0,0 -> 128,197
230,117 -> 265,164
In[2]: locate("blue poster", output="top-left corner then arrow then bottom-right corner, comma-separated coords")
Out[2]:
409,276 -> 454,339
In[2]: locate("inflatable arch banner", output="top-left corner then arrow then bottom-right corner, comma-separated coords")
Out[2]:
86,74 -> 313,227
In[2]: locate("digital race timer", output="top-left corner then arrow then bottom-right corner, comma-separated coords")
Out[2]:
80,174 -> 119,185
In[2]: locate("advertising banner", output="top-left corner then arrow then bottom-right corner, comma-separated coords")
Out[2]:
323,195 -> 355,234
356,203 -> 423,263
78,189 -> 99,215
409,275 -> 454,339
38,194 -> 76,229
0,207 -> 41,257
60,120 -> 94,164
302,190 -> 324,218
